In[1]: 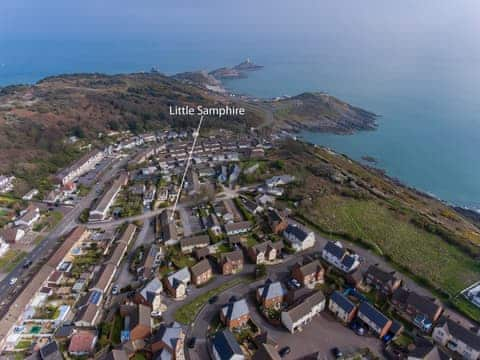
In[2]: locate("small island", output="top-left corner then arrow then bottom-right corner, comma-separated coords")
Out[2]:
209,58 -> 263,80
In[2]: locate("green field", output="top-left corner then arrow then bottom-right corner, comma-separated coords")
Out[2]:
302,196 -> 480,296
0,249 -> 27,273
174,278 -> 246,324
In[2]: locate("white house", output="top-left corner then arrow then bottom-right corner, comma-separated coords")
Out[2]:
283,224 -> 315,252
281,291 -> 325,333
15,206 -> 40,227
321,241 -> 360,273
433,318 -> 480,360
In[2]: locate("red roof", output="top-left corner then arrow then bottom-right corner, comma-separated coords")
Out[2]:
68,330 -> 97,353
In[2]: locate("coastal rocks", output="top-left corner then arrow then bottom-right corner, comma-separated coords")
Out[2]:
209,58 -> 263,80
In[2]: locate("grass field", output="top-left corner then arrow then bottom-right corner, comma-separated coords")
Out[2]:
0,249 -> 27,273
174,278 -> 246,324
302,195 -> 480,296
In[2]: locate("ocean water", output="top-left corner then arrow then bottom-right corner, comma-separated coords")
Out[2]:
1,0 -> 480,208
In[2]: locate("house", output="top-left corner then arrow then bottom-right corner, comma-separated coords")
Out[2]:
266,208 -> 288,234
321,241 -> 360,273
364,265 -> 402,295
220,250 -> 244,275
212,329 -> 245,360
89,172 -> 128,221
120,304 -> 152,341
74,303 -> 101,327
328,291 -> 357,324
26,341 -> 63,360
180,235 -> 210,254
266,175 -> 295,188
257,281 -> 286,310
56,149 -> 104,185
224,221 -> 251,236
291,259 -> 324,288
159,210 -> 178,245
281,290 -> 325,333
208,214 -> 223,236
283,224 -> 315,252
0,227 -> 25,243
68,329 -> 97,356
392,288 -> 443,332
221,299 -> 250,329
15,205 -> 40,227
136,277 -> 163,312
55,323 -> 74,340
0,175 -> 14,193
194,247 -> 210,260
141,244 -> 162,280
151,322 -> 185,359
164,267 -> 191,298
22,189 -> 39,201
91,262 -> 116,293
248,240 -> 283,264
407,336 -> 452,360
0,237 -> 9,257
433,318 -> 480,360
357,302 -> 392,338
190,259 -> 212,286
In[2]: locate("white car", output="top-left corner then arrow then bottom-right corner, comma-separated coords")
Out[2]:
9,277 -> 18,286
151,311 -> 162,318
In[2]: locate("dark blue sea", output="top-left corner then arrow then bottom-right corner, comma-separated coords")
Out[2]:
1,0 -> 480,208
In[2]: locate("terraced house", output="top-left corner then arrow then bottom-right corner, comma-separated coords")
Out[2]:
357,302 -> 392,338
328,291 -> 357,324
433,318 -> 480,360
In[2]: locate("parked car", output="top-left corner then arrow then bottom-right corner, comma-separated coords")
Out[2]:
350,319 -> 365,336
187,337 -> 196,349
279,346 -> 291,357
23,260 -> 32,269
111,285 -> 119,295
209,295 -> 219,304
331,347 -> 343,359
9,277 -> 17,286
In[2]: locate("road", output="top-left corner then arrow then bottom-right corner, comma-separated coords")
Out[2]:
0,156 -> 126,315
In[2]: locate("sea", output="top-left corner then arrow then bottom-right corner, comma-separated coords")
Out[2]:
1,0 -> 480,209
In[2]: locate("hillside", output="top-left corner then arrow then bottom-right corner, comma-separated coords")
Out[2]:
266,92 -> 377,133
0,72 -> 377,184
253,140 -> 480,320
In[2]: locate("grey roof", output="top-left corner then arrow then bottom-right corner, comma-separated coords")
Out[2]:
258,281 -> 286,300
284,224 -> 308,241
153,322 -> 183,351
284,290 -> 325,323
323,241 -> 345,259
39,341 -> 63,360
140,277 -> 163,302
406,292 -> 442,322
222,299 -> 249,321
365,265 -> 398,285
225,221 -> 251,233
213,329 -> 244,360
359,302 -> 390,328
180,235 -> 210,248
55,324 -> 74,338
167,267 -> 191,288
440,318 -> 480,352
330,291 -> 356,313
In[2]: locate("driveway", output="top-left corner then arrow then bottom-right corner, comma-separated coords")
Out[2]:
278,312 -> 383,360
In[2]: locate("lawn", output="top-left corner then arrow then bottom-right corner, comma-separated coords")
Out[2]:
15,340 -> 32,350
302,195 -> 480,296
0,249 -> 27,273
174,278 -> 247,324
